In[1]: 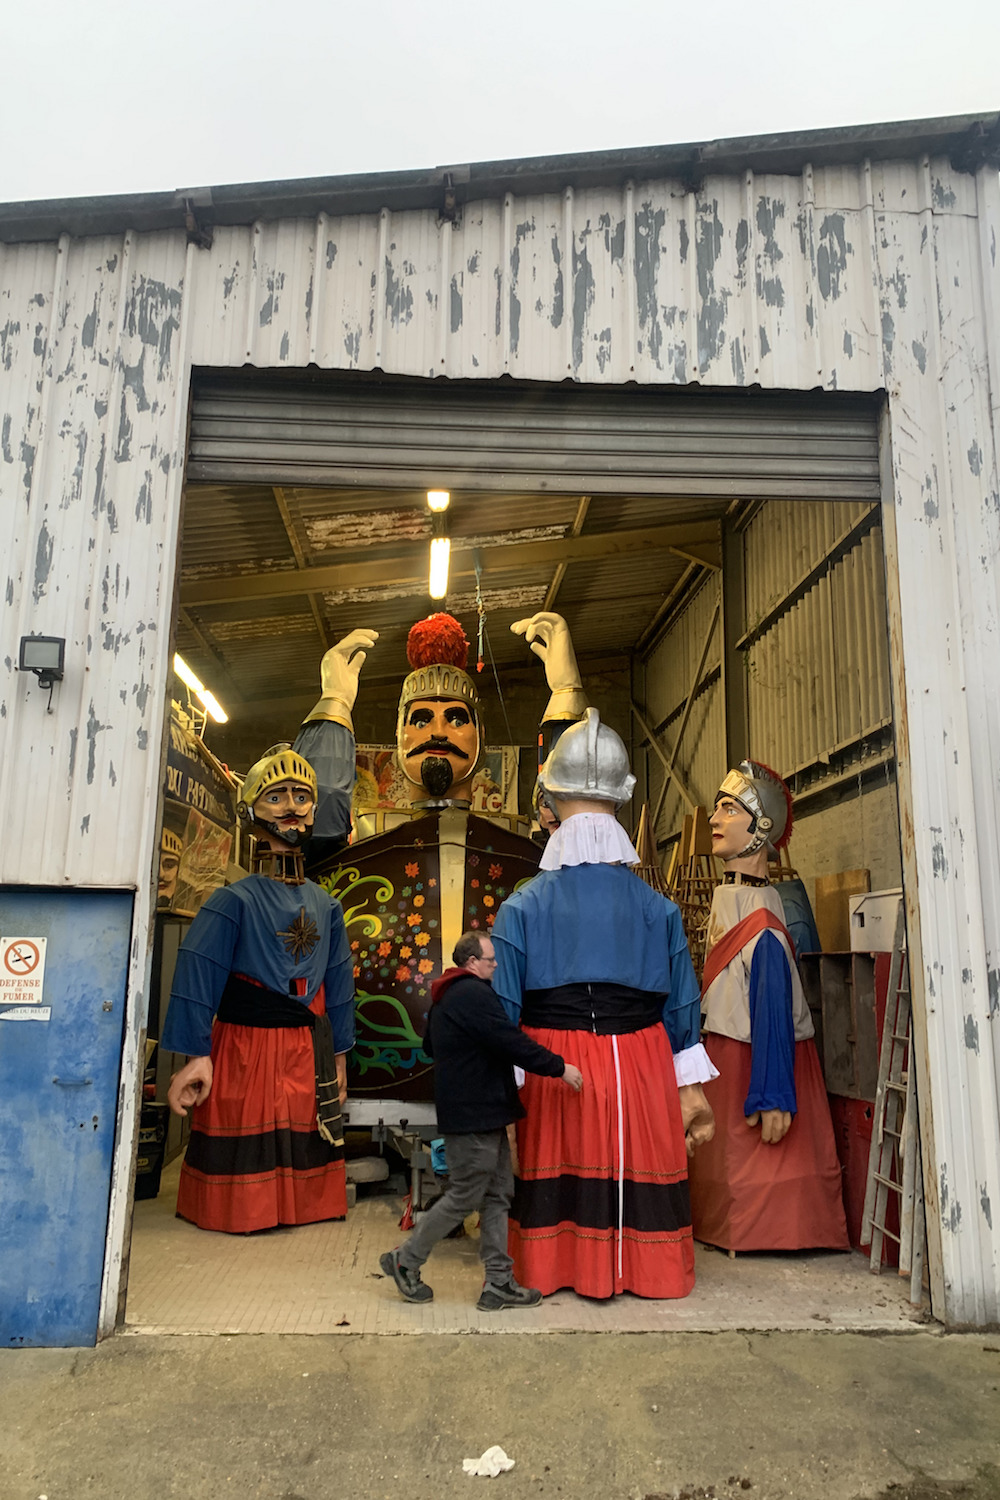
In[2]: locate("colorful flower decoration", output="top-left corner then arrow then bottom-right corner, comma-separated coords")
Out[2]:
415,932 -> 430,948
407,913 -> 422,928
418,958 -> 434,975
483,895 -> 494,908
413,894 -> 425,907
405,862 -> 419,877
399,944 -> 412,958
490,863 -> 503,880
378,941 -> 392,958
395,965 -> 412,982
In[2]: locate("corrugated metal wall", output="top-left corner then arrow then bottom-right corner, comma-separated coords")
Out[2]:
641,574 -> 723,837
743,502 -> 891,777
1,152 -> 998,1327
640,502 -> 893,841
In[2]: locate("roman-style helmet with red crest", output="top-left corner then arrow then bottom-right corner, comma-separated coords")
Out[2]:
715,759 -> 794,857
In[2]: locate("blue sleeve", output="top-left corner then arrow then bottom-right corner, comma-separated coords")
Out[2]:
744,930 -> 798,1116
324,901 -> 356,1054
662,907 -> 702,1055
160,894 -> 241,1056
293,720 -> 355,848
490,899 -> 527,1024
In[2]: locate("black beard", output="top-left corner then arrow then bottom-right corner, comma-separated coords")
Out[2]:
420,756 -> 455,797
251,817 -> 314,850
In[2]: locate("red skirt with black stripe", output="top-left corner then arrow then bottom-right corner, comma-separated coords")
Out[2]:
687,1034 -> 849,1253
510,1024 -> 694,1299
176,986 -> 347,1234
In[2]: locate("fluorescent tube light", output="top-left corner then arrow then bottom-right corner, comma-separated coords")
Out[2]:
429,536 -> 451,599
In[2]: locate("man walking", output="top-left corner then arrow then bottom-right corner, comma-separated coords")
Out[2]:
380,930 -> 583,1310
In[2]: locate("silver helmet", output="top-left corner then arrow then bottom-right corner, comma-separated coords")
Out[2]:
716,759 -> 793,856
539,708 -> 636,809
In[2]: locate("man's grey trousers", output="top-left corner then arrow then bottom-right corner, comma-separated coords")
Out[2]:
397,1128 -> 515,1285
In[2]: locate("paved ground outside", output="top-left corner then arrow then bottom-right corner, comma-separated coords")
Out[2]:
4,1330 -> 999,1500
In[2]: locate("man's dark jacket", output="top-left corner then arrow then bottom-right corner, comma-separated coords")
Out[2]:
426,968 -> 566,1134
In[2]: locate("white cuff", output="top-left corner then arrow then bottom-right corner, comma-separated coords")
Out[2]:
514,1066 -> 526,1089
673,1042 -> 719,1087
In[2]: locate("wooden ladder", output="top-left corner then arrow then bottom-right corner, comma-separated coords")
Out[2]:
861,906 -> 926,1305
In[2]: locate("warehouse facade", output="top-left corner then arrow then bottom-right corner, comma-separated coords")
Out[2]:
1,113 -> 998,1337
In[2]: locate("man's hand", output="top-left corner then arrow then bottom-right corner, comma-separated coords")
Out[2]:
167,1056 -> 213,1117
677,1082 -> 715,1158
336,1052 -> 348,1106
511,612 -> 587,722
561,1063 -> 583,1092
319,629 -> 379,710
746,1108 -> 792,1144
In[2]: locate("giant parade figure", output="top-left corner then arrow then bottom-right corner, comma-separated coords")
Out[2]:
290,614 -> 556,1118
489,613 -> 717,1300
162,742 -> 355,1233
686,760 -> 849,1252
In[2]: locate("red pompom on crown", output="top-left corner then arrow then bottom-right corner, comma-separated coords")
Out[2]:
406,614 -> 470,671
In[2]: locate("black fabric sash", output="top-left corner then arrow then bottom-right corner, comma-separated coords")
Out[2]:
521,982 -> 664,1036
512,1173 -> 691,1235
217,974 -> 343,1147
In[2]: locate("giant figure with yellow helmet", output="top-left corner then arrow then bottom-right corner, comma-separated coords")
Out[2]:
162,738 -> 356,1233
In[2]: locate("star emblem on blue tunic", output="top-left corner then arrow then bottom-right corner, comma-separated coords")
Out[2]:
277,906 -> 320,962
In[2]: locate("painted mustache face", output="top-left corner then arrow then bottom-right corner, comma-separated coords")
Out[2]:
399,699 -> 479,793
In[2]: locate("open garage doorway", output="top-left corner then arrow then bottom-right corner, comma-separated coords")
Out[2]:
123,371 -> 926,1335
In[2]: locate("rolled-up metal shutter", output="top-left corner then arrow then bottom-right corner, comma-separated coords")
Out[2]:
187,374 -> 881,500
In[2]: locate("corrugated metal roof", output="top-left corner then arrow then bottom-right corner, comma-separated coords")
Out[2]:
1,113 -> 997,244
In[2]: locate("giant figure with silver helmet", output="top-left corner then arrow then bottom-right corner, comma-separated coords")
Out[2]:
486,619 -> 716,1299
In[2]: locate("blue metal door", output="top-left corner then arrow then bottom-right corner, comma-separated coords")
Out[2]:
0,888 -> 132,1347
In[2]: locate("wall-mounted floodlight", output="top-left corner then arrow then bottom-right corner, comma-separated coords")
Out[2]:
172,653 -> 229,724
426,490 -> 451,513
19,635 -> 65,689
428,537 -> 451,600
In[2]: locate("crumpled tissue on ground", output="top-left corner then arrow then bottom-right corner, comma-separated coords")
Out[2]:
462,1445 -> 515,1477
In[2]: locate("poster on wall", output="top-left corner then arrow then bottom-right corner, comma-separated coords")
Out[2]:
159,713 -> 238,916
352,745 -> 520,819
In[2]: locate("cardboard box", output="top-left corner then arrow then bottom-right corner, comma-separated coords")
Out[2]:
849,888 -> 903,952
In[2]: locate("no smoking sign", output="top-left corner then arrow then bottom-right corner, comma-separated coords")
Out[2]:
0,935 -> 48,1002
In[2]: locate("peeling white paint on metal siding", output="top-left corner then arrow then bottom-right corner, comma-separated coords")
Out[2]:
0,230 -> 189,888
874,161 -> 1000,1320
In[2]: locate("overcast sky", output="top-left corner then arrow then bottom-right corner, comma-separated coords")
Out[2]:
3,0 -> 997,204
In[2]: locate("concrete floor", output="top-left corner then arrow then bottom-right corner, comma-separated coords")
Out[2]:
5,1329 -> 1000,1500
124,1157 -> 926,1336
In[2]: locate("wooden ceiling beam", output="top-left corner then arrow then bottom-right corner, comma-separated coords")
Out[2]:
543,495 -> 590,612
180,519 -> 722,608
273,485 -> 331,651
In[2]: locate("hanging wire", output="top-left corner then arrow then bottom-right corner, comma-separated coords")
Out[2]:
473,552 -> 487,674
472,551 -> 516,752
483,616 -> 516,750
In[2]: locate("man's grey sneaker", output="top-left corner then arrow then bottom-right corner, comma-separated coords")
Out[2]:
379,1248 -> 433,1303
476,1276 -> 543,1311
